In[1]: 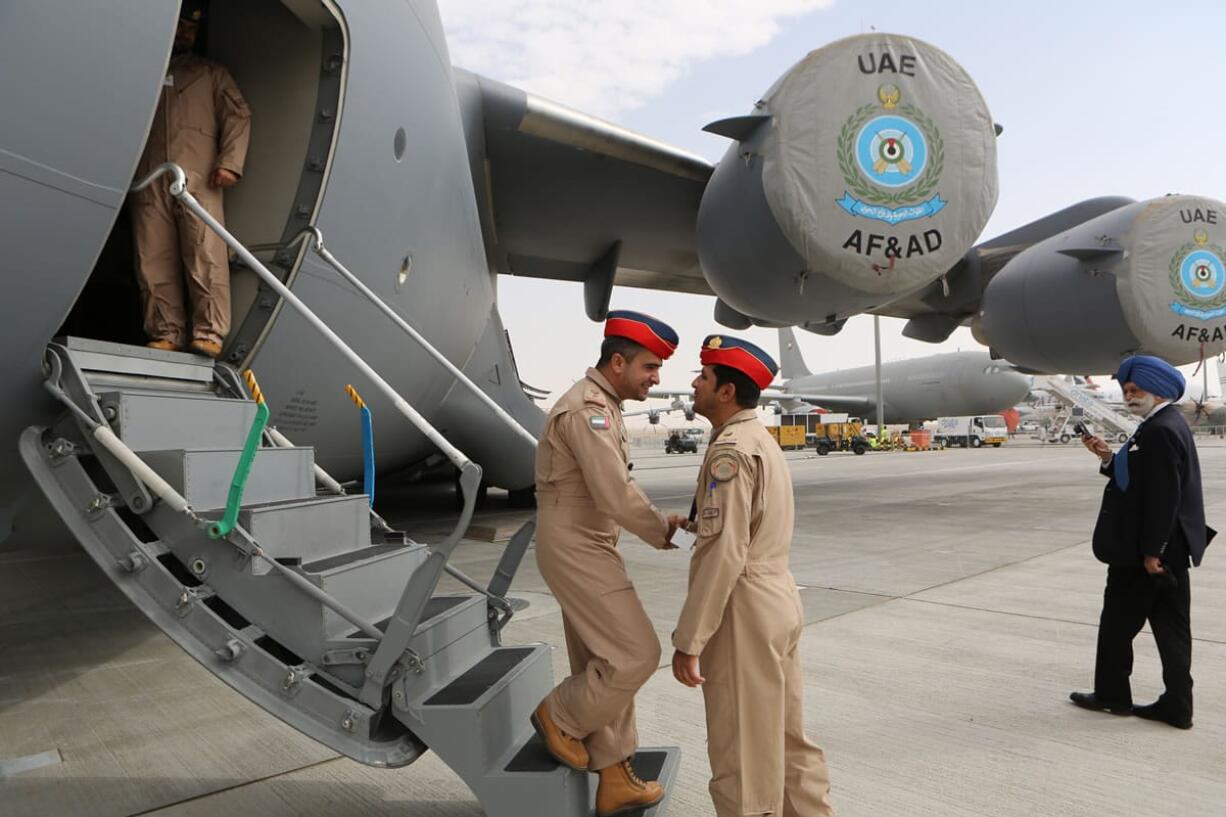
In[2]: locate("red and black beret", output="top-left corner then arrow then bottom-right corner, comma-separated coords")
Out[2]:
700,334 -> 778,389
604,310 -> 679,360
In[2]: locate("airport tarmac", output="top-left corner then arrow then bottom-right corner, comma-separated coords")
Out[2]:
3,440 -> 1225,816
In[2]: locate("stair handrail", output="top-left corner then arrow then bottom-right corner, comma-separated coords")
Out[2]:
1038,375 -> 1138,435
130,163 -> 484,655
285,226 -> 539,449
130,163 -> 480,478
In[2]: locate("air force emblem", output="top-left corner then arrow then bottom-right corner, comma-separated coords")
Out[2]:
836,84 -> 946,226
1169,230 -> 1226,320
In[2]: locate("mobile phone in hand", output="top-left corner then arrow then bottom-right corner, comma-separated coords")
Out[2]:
1072,422 -> 1091,439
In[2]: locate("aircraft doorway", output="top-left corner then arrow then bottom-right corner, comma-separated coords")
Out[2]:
57,0 -> 346,364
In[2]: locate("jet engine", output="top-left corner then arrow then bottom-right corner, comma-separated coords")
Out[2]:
978,195 -> 1226,373
698,33 -> 998,326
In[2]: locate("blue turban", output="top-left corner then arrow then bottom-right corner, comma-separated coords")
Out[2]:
1113,355 -> 1185,399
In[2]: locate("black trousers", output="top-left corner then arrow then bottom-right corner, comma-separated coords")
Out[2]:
1094,563 -> 1193,719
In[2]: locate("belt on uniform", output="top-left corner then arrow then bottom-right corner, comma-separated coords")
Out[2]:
536,492 -> 597,508
741,563 -> 789,578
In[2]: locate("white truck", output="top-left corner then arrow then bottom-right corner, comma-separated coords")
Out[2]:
936,415 -> 1009,448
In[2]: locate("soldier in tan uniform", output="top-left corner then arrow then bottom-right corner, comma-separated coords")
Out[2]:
531,310 -> 681,816
670,335 -> 836,817
131,0 -> 250,358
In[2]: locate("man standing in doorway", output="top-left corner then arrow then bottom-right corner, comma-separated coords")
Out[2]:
671,335 -> 836,817
131,0 -> 250,358
531,310 -> 680,816
1071,355 -> 1213,729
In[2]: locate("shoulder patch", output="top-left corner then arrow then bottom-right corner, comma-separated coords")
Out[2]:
709,453 -> 739,482
589,414 -> 611,430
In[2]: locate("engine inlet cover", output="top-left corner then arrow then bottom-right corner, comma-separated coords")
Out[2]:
1120,195 -> 1226,361
759,33 -> 998,295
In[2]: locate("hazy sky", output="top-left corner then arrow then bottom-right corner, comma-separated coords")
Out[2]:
436,0 -> 1226,403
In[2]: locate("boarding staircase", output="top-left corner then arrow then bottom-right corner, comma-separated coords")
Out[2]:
1035,375 -> 1138,443
18,164 -> 678,816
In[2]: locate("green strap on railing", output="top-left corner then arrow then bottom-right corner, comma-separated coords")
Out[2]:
209,370 -> 270,540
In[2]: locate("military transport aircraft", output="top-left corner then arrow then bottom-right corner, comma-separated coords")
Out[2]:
3,3 -> 1225,816
649,328 -> 1030,424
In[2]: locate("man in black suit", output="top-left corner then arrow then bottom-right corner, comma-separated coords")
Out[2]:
1070,355 -> 1213,730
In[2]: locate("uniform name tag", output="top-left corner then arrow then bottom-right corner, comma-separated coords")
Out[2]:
702,507 -> 720,519
589,415 -> 610,430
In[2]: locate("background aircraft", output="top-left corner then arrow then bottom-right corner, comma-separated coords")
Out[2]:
650,328 -> 1030,424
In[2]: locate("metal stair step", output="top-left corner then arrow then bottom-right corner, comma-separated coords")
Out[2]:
313,542 -> 431,639
242,494 -> 373,573
141,447 -> 316,510
60,335 -> 216,387
361,595 -> 476,637
410,644 -> 554,773
499,738 -> 681,816
98,390 -> 259,452
147,529 -> 429,670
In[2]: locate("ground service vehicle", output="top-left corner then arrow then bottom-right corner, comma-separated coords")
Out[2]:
936,415 -> 1009,448
768,424 -> 807,450
808,422 -> 869,455
664,430 -> 699,454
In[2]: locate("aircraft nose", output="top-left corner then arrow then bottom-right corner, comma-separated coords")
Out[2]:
995,367 -> 1032,406
970,362 -> 1031,408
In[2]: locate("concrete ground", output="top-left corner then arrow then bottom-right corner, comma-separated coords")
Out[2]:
3,440 -> 1225,816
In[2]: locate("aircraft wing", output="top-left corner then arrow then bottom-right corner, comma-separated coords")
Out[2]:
765,391 -> 876,413
649,388 -> 875,414
453,69 -> 715,318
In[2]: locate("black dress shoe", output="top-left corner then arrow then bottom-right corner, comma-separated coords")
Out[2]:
1133,701 -> 1192,730
1069,691 -> 1132,715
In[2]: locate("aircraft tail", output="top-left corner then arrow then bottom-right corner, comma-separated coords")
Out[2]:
778,327 -> 812,380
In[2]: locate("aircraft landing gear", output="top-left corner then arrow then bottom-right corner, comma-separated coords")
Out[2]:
507,485 -> 536,509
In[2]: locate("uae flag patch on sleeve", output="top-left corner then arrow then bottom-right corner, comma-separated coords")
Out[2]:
589,415 -> 610,430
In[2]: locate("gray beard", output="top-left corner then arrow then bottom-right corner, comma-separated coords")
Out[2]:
1126,397 -> 1157,416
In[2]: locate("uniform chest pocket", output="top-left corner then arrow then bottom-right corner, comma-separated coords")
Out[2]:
175,82 -> 218,137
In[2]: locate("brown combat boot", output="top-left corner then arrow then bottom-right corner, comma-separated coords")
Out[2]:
147,339 -> 178,351
530,699 -> 589,771
190,339 -> 223,359
595,758 -> 664,816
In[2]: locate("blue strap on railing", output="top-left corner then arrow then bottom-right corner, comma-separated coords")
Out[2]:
345,385 -> 376,507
